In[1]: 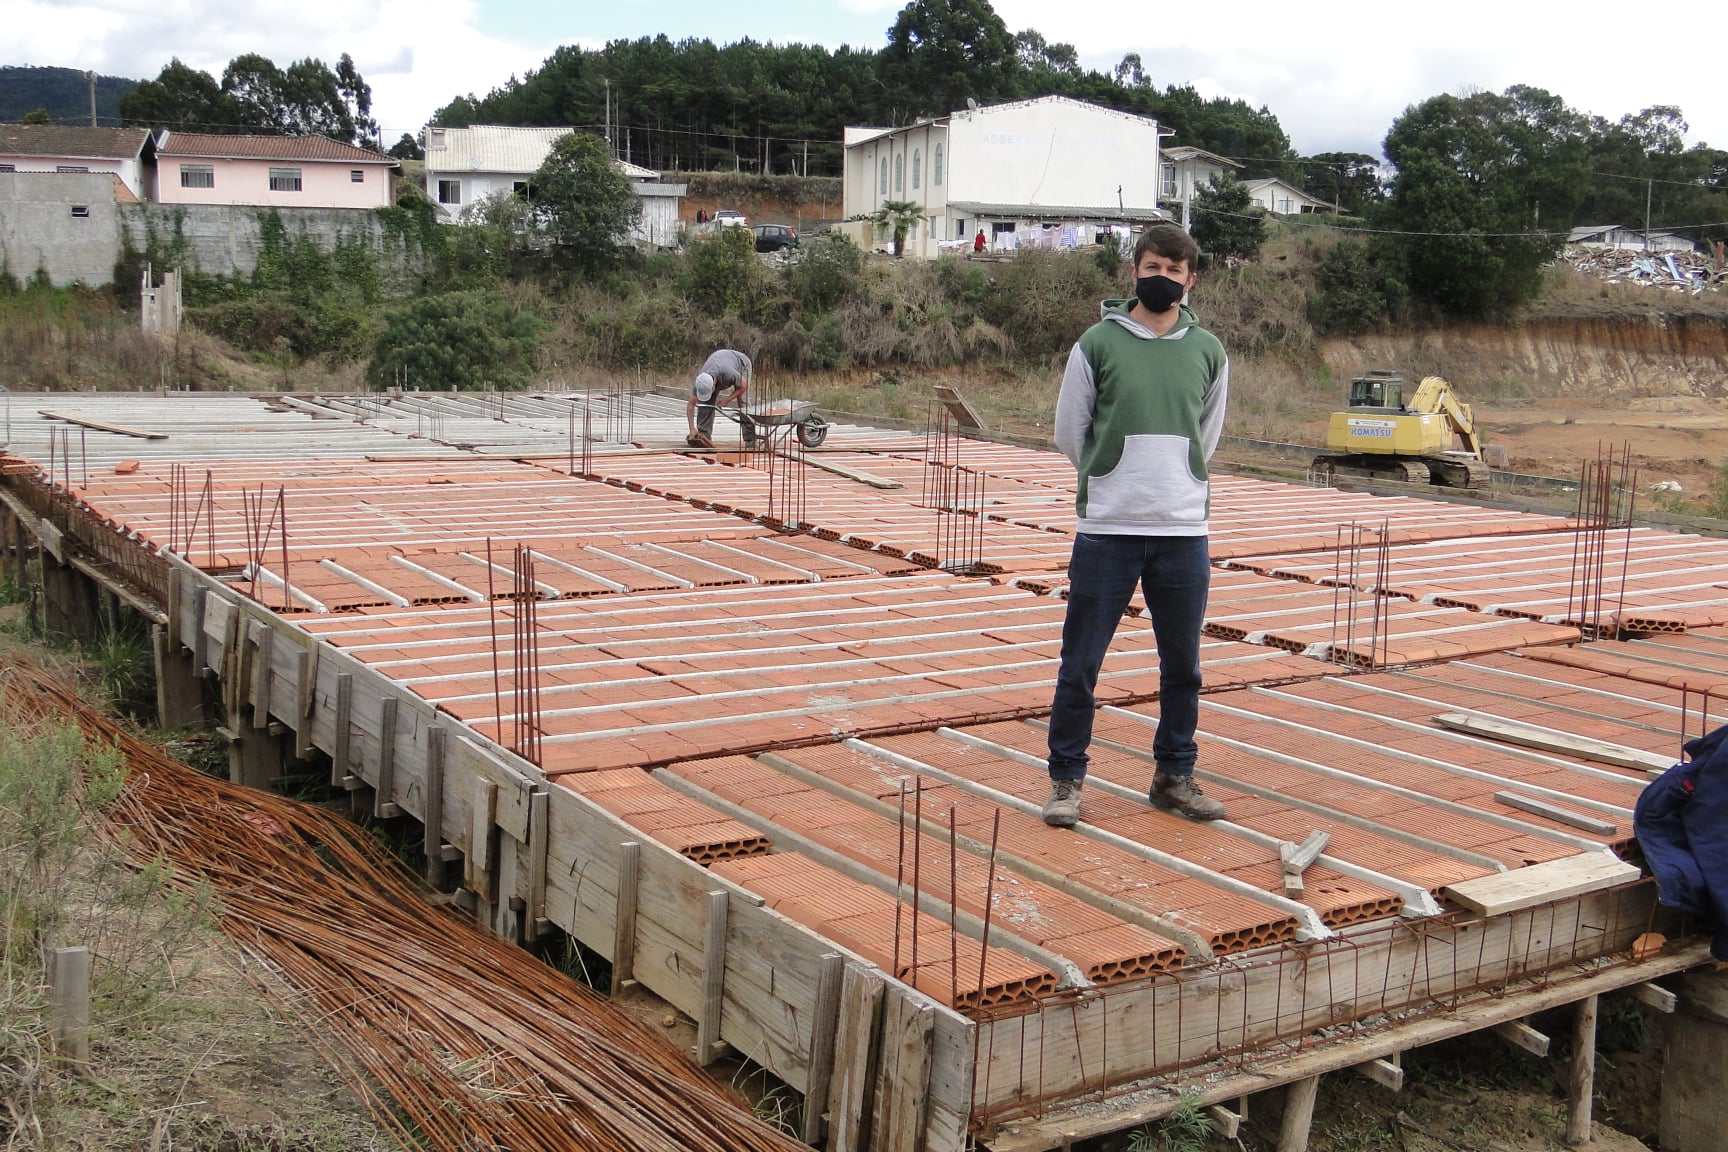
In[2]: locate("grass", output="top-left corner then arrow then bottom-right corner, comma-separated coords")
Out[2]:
1124,1094 -> 1212,1152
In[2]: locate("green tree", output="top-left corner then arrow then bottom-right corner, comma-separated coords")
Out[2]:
121,53 -> 378,145
20,107 -> 51,124
880,0 -> 1019,119
1190,175 -> 1266,261
787,232 -> 864,312
1308,236 -> 1408,334
119,58 -> 232,132
531,132 -> 642,269
1379,85 -> 1591,318
683,226 -> 763,314
368,291 -> 544,390
872,200 -> 924,257
387,132 -> 423,160
1298,152 -> 1383,216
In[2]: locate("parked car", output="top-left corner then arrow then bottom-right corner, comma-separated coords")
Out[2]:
712,209 -> 749,228
753,224 -> 799,253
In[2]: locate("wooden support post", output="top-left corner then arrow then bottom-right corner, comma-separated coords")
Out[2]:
1492,1019 -> 1552,1057
1625,982 -> 1677,1014
248,622 -> 273,727
373,697 -> 399,818
48,946 -> 91,1067
219,608 -> 241,720
1206,1103 -> 1243,1139
423,726 -> 447,886
871,992 -> 934,1152
1353,1057 -> 1403,1092
1277,1075 -> 1321,1152
228,721 -> 285,790
466,780 -> 499,926
695,889 -> 728,1066
1566,994 -> 1598,1147
610,841 -> 640,996
293,648 -> 314,760
1664,969 -> 1728,1151
191,586 -> 208,674
152,623 -> 202,731
802,952 -> 845,1145
331,673 -> 352,787
525,790 -> 549,941
164,568 -> 182,650
828,964 -> 885,1152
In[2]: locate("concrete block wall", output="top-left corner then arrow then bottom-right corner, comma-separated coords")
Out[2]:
0,172 -> 122,287
119,203 -> 404,280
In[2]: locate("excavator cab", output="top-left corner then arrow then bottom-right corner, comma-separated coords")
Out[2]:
1318,370 -> 1488,489
1347,370 -> 1406,412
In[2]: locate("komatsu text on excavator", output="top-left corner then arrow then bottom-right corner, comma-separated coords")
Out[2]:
1313,370 -> 1490,490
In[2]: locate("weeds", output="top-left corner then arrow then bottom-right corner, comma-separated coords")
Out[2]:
1125,1094 -> 1212,1152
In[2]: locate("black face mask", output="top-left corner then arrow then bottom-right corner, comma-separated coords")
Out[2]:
1133,274 -> 1186,314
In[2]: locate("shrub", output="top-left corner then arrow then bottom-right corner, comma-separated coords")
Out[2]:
784,232 -> 864,313
683,226 -> 765,316
367,290 -> 544,390
1309,236 -> 1409,335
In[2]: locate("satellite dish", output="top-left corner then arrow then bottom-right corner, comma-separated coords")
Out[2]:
966,97 -> 979,110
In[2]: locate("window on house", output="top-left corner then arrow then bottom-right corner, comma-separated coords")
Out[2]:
912,149 -> 921,190
268,167 -> 302,192
351,169 -> 365,183
70,205 -> 90,218
438,179 -> 461,205
179,164 -> 214,189
1162,164 -> 1177,199
879,158 -> 887,194
56,165 -> 89,173
894,153 -> 903,192
0,164 -> 15,172
1278,197 -> 1293,214
933,144 -> 943,186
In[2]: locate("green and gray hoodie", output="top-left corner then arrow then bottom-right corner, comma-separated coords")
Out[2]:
1054,300 -> 1229,536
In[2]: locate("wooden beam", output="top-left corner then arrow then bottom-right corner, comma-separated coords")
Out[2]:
37,410 -> 168,439
931,385 -> 984,430
1493,1020 -> 1551,1057
1353,1058 -> 1403,1092
1205,1104 -> 1242,1139
610,841 -> 641,996
1444,853 -> 1640,917
423,726 -> 446,885
873,992 -> 935,1152
374,697 -> 399,818
466,779 -> 498,906
1278,1075 -> 1321,1152
248,621 -> 273,727
1280,830 -> 1330,898
1492,791 -> 1618,836
789,452 -> 904,489
802,952 -> 845,1145
525,790 -> 549,941
1566,994 -> 1598,1146
331,673 -> 352,788
828,964 -> 885,1152
293,649 -> 314,760
1434,711 -> 1675,774
1625,982 -> 1677,1014
695,889 -> 729,1066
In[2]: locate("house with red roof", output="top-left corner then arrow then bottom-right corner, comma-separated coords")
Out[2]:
151,133 -> 398,209
0,124 -> 154,200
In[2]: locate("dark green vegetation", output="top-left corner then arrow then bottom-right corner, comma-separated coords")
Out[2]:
0,64 -> 136,124
1190,175 -> 1268,262
119,53 -> 378,145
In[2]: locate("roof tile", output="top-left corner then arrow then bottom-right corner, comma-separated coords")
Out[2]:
155,132 -> 395,165
0,124 -> 150,161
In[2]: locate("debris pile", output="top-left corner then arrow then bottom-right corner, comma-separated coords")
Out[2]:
1558,242 -> 1728,293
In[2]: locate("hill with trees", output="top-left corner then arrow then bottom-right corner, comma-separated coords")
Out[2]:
0,64 -> 136,124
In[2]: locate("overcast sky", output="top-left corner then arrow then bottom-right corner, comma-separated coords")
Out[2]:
7,0 -> 1726,158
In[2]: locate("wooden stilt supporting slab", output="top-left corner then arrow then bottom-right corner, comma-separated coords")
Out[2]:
152,623 -> 202,731
1566,994 -> 1598,1146
164,568 -> 182,650
610,841 -> 640,996
1625,982 -> 1677,1014
1493,1019 -> 1551,1057
525,790 -> 549,941
1664,969 -> 1728,1151
801,952 -> 845,1145
373,697 -> 399,818
1353,1058 -> 1403,1091
828,964 -> 885,1152
695,889 -> 728,1066
1206,1104 -> 1242,1139
423,726 -> 447,886
1278,1075 -> 1321,1152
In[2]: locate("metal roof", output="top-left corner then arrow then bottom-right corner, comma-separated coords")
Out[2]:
423,125 -> 667,183
947,200 -> 1168,222
154,132 -> 395,164
0,124 -> 151,161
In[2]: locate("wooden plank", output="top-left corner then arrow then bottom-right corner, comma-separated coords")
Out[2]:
931,385 -> 984,430
1625,981 -> 1677,1014
1566,994 -> 1598,1146
219,608 -> 242,719
293,649 -> 314,760
695,889 -> 729,1066
466,779 -> 499,904
192,586 -> 208,674
37,409 -> 168,439
610,840 -> 641,995
871,991 -> 934,1152
1434,711 -> 1675,773
1353,1058 -> 1403,1092
423,725 -> 446,885
525,790 -> 549,941
48,946 -> 91,1067
1493,1020 -> 1551,1057
829,964 -> 885,1152
1278,1075 -> 1321,1152
1444,853 -> 1640,916
331,673 -> 353,788
791,453 -> 904,489
1493,791 -> 1618,836
248,621 -> 273,726
1206,1104 -> 1242,1139
165,568 -> 182,649
374,697 -> 399,818
802,952 -> 845,1145
1281,830 -> 1330,898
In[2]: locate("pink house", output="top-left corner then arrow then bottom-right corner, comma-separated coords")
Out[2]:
151,133 -> 397,209
0,124 -> 154,199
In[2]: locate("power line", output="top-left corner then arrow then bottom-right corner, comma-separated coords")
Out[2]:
1195,205 -> 1728,239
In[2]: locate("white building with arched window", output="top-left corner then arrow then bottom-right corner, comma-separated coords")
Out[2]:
841,95 -> 1171,259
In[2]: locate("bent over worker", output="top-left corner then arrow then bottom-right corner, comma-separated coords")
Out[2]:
1041,222 -> 1230,829
686,349 -> 753,447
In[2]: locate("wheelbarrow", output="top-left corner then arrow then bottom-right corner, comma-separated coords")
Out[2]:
687,399 -> 830,449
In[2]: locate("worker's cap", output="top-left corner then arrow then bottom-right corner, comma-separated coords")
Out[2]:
693,372 -> 716,401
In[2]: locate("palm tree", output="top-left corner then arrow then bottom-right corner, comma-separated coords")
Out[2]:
872,200 -> 924,257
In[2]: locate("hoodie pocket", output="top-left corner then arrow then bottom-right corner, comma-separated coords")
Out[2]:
1085,434 -> 1207,524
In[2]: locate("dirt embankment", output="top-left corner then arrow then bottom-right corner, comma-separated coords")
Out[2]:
1321,314 -> 1728,401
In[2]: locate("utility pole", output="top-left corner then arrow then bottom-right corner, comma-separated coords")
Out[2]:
85,71 -> 97,127
1645,177 -> 1653,247
604,79 -> 612,153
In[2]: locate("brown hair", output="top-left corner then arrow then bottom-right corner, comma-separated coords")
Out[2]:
1131,222 -> 1199,272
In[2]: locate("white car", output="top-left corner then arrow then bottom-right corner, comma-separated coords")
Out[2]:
712,209 -> 748,228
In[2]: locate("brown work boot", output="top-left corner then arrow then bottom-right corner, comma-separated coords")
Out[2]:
1041,778 -> 1083,828
1150,772 -> 1225,821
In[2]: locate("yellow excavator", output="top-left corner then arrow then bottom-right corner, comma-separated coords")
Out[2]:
1313,370 -> 1490,489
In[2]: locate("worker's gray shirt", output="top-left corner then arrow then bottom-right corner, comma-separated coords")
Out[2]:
695,350 -> 752,399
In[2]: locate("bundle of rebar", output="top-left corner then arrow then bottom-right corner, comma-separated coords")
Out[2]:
1,663 -> 809,1152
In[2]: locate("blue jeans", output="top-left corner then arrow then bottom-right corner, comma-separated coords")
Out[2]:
1047,532 -> 1210,782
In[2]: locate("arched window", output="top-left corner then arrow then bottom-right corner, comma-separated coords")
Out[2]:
894,152 -> 903,192
912,149 -> 921,190
933,143 -> 943,186
879,157 -> 887,193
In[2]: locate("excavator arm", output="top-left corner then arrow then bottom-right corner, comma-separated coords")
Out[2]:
1407,376 -> 1482,456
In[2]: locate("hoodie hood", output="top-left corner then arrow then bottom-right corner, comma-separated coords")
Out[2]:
1099,299 -> 1200,338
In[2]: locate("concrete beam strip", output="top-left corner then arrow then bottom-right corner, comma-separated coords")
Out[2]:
842,737 -> 1335,944
457,552 -> 564,599
651,767 -> 1091,990
639,542 -> 759,584
527,551 -> 630,593
386,555 -> 486,602
700,539 -> 820,582
1388,663 -> 1697,727
937,727 -> 1442,918
1035,718 -> 1511,874
584,545 -> 694,589
317,558 -> 412,608
246,564 -> 329,614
